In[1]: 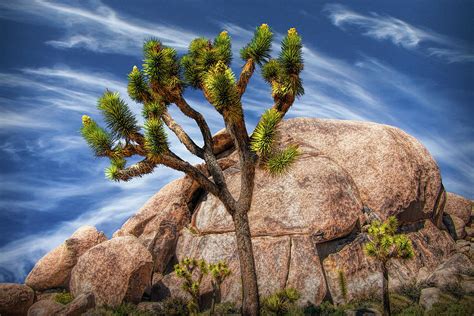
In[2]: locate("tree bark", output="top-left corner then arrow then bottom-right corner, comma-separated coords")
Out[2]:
232,206 -> 259,316
382,263 -> 391,316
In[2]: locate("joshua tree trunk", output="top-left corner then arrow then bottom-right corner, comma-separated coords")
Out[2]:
232,205 -> 259,316
381,262 -> 391,316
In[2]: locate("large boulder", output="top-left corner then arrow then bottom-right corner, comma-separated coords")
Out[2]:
444,192 -> 472,224
192,155 -> 364,242
69,236 -> 153,307
149,118 -> 446,305
322,220 -> 455,304
276,119 -> 443,224
0,283 -> 35,316
114,176 -> 197,273
25,226 -> 107,291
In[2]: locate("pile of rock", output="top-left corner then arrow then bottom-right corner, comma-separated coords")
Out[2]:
0,118 -> 472,315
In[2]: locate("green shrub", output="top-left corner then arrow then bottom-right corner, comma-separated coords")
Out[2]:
395,281 -> 425,303
311,301 -> 345,316
425,298 -> 474,316
393,305 -> 424,316
54,291 -> 73,305
261,288 -> 302,315
199,301 -> 239,315
389,294 -> 414,314
84,303 -> 151,316
160,296 -> 189,316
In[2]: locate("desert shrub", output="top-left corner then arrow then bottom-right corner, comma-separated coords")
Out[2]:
442,282 -> 465,299
159,296 -> 189,316
395,280 -> 426,303
425,298 -> 474,316
199,301 -> 239,315
310,301 -> 345,316
84,303 -> 151,316
389,294 -> 414,315
260,288 -> 302,315
54,291 -> 73,305
393,305 -> 424,316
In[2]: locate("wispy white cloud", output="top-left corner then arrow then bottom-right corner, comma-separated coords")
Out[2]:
324,3 -> 474,63
0,0 -> 201,54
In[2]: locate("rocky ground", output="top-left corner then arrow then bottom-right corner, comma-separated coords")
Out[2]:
0,118 -> 473,315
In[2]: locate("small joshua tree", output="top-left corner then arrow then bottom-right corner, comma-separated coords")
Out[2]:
174,258 -> 231,314
80,24 -> 303,315
364,216 -> 414,316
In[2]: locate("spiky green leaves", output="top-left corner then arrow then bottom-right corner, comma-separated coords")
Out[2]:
280,28 -> 303,75
143,99 -> 167,119
251,109 -> 300,175
144,118 -> 168,157
203,61 -> 240,115
143,39 -> 180,92
181,32 -> 232,89
266,145 -> 300,175
127,66 -> 149,103
81,115 -> 112,156
251,108 -> 281,157
97,91 -> 139,140
260,28 -> 304,99
364,216 -> 414,263
105,157 -> 126,181
241,24 -> 273,65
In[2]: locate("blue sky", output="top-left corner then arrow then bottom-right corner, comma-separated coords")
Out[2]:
0,0 -> 472,283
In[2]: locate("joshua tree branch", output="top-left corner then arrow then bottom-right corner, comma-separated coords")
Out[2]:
114,158 -> 157,181
237,59 -> 255,98
161,110 -> 204,159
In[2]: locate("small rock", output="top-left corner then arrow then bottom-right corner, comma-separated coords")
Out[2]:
25,226 -> 107,291
419,287 -> 442,311
466,225 -> 474,238
425,253 -> 473,288
460,274 -> 474,295
443,214 -> 467,240
444,192 -> 472,225
456,240 -> 470,254
70,236 -> 153,307
61,292 -> 95,316
27,300 -> 64,316
0,283 -> 35,316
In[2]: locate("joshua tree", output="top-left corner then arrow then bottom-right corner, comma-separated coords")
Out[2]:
364,216 -> 414,316
80,24 -> 303,315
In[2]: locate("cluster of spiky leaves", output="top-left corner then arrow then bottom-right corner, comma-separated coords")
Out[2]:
80,115 -> 112,157
251,109 -> 282,157
266,145 -> 300,175
181,31 -> 232,89
143,38 -> 181,98
251,109 -> 300,174
364,216 -> 415,263
174,258 -> 230,314
144,118 -> 168,158
262,28 -> 304,99
97,91 -> 139,139
203,61 -> 241,117
261,288 -> 301,316
240,24 -> 273,65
